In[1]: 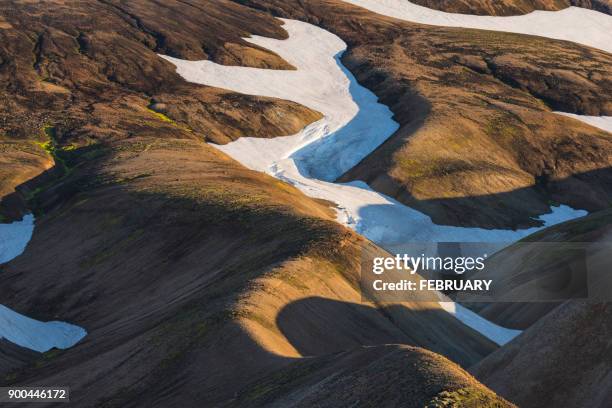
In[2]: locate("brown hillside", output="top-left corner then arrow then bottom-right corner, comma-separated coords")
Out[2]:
0,0 -> 319,219
244,0 -> 612,229
0,126 -> 497,406
0,1 -> 504,406
0,133 -> 498,404
465,210 -> 612,406
460,208 -> 612,329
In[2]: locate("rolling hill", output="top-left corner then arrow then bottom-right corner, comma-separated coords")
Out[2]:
1,1 -> 610,406
0,1 -> 510,406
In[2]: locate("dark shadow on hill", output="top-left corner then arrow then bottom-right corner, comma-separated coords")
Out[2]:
0,340 -> 39,380
0,180 -> 492,405
0,142 -> 110,222
460,208 -> 612,330
0,180 -> 340,405
230,343 -> 514,408
350,167 -> 612,230
471,301 -> 612,408
276,296 -> 497,368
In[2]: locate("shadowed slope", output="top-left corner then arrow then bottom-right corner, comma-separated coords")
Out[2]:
460,207 -> 612,406
232,344 -> 515,407
456,207 -> 612,329
0,135 -> 497,405
472,301 -> 612,408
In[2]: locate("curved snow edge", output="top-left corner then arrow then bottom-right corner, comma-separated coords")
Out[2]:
0,214 -> 35,265
1,215 -> 87,352
0,305 -> 87,353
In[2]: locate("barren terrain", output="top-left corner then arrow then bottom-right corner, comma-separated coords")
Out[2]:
0,1 -> 610,407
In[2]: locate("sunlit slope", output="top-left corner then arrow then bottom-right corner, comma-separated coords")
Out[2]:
341,0 -> 612,52
242,0 -> 612,229
232,345 -> 516,407
0,0 -> 318,223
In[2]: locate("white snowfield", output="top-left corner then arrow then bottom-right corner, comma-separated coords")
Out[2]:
161,19 -> 592,345
0,213 -> 34,264
342,1 -> 612,54
162,21 -> 398,182
438,301 -> 520,345
0,216 -> 86,352
0,305 -> 87,353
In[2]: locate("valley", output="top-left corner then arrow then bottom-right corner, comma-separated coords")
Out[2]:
161,16 -> 601,346
0,0 -> 610,407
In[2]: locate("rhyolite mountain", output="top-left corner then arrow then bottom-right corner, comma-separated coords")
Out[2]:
472,301 -> 612,408
0,0 -> 610,407
457,207 -> 612,329
0,0 -> 319,219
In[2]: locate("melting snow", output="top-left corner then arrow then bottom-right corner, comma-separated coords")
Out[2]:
438,301 -> 521,345
161,19 -> 587,249
0,213 -> 34,264
162,17 -> 604,345
0,305 -> 87,353
0,216 -> 86,352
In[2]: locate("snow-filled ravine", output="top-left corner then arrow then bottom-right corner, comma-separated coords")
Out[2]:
161,19 -> 589,250
0,216 -> 86,352
160,18 -> 607,346
341,1 -> 612,54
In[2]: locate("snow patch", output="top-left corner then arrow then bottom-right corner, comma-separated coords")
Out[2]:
438,301 -> 521,345
0,305 -> 87,353
341,1 -> 612,53
0,214 -> 34,265
161,21 -> 398,182
0,216 -> 87,352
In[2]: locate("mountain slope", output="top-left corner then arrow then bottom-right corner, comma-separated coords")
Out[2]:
471,301 -> 612,408
232,345 -> 515,407
242,0 -> 612,228
0,133 -> 498,404
0,0 -> 320,220
0,1 -> 506,406
461,208 -> 612,329
464,208 -> 612,406
0,127 -> 498,406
